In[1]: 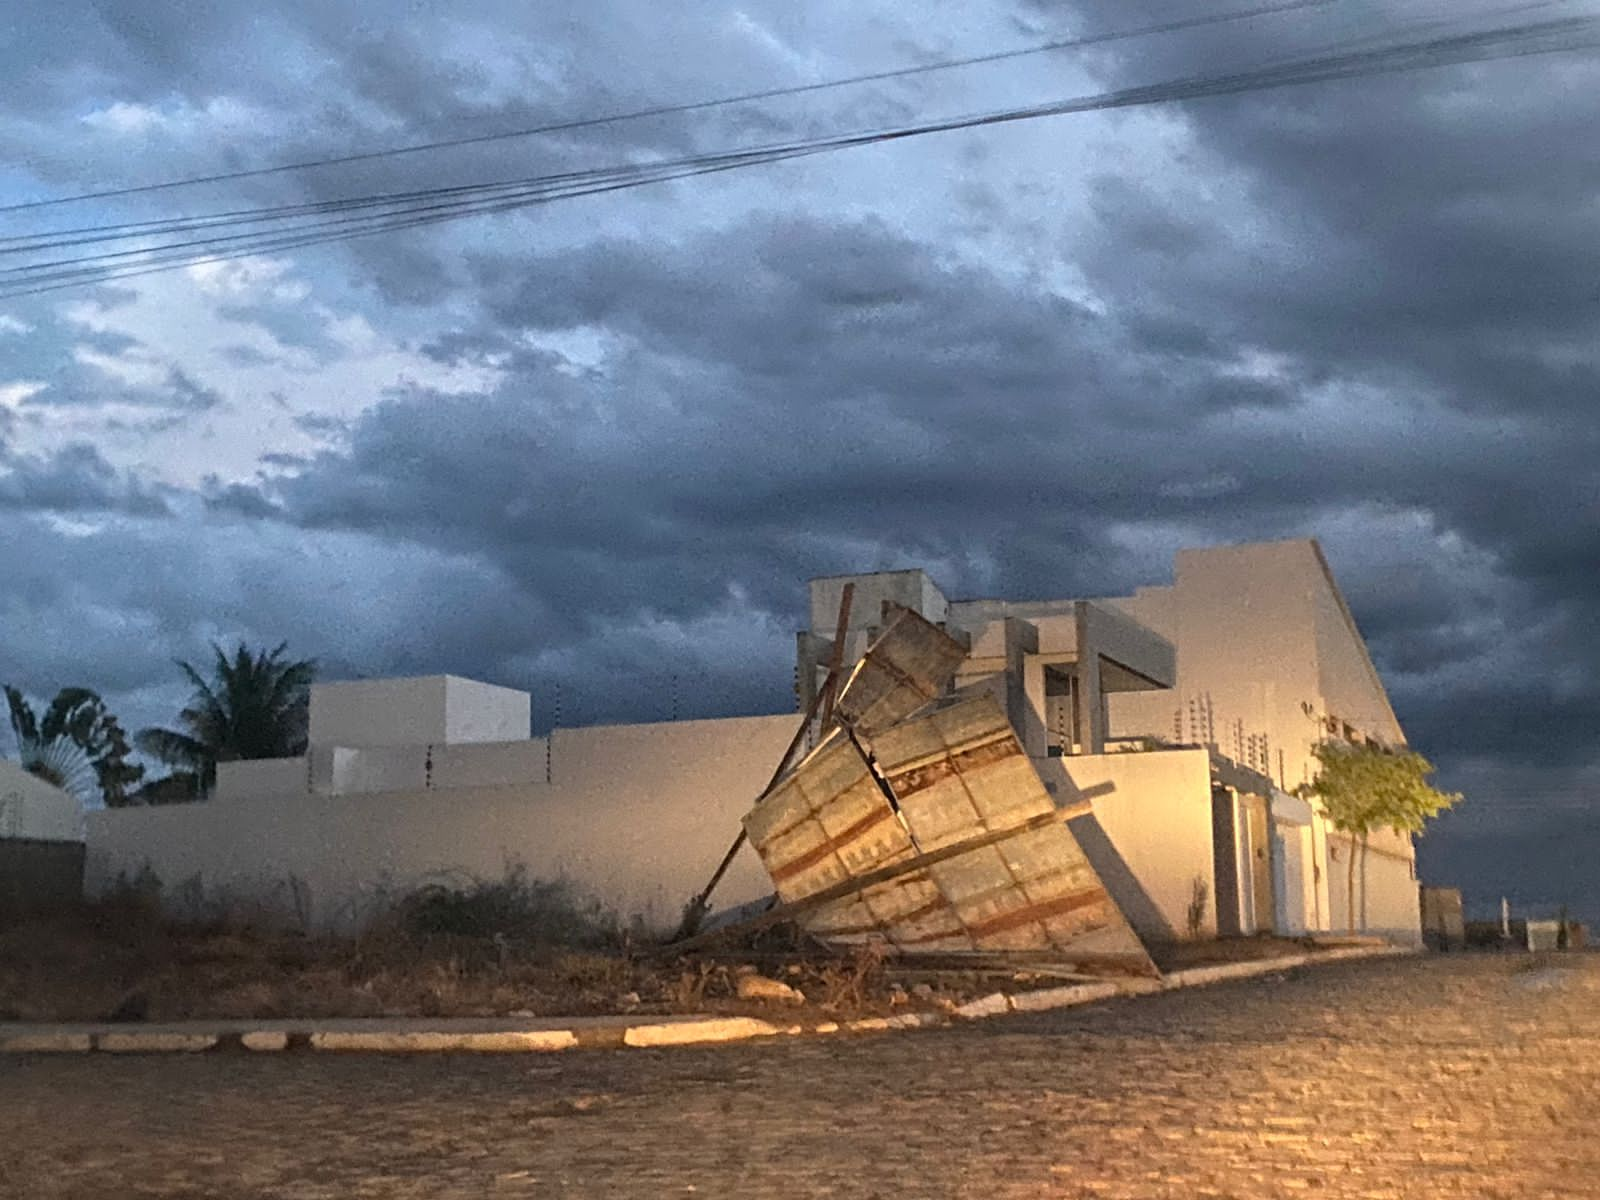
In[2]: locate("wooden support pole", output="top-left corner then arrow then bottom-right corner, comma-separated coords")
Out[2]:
819,583 -> 855,725
671,584 -> 856,941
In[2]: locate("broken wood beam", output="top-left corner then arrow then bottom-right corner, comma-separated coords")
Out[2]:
671,584 -> 857,940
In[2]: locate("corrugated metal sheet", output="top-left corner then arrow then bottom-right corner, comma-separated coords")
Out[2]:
871,696 -> 1156,971
741,732 -> 965,949
832,608 -> 967,737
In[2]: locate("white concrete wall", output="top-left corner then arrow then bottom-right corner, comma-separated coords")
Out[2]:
1027,614 -> 1079,655
309,675 -> 451,747
1051,748 -> 1217,944
221,740 -> 554,799
1079,601 -> 1177,686
949,596 -> 1077,624
1104,539 -> 1415,799
216,758 -> 307,801
1106,541 -> 1324,787
1327,830 -> 1422,943
0,759 -> 82,841
84,713 -> 797,931
431,739 -> 549,789
312,745 -> 429,796
1308,544 -> 1405,746
444,676 -> 531,743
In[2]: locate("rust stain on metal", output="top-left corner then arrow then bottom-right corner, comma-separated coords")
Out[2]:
768,805 -> 901,885
883,734 -> 1017,797
869,695 -> 1157,971
742,733 -> 973,950
962,887 -> 1110,939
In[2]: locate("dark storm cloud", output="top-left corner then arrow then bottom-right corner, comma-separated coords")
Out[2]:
0,442 -> 170,516
202,479 -> 283,519
1036,2 -> 1600,905
25,362 -> 225,415
1106,21 -> 1596,662
255,215 -> 1206,616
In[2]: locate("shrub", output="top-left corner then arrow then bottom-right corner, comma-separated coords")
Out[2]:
1186,875 -> 1210,939
385,867 -> 619,950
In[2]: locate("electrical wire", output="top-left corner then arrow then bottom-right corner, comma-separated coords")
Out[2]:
0,0 -> 1347,216
0,0 -> 1561,248
1,9 -> 1595,299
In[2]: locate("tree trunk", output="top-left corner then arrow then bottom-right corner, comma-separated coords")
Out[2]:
1346,833 -> 1357,935
1359,830 -> 1370,933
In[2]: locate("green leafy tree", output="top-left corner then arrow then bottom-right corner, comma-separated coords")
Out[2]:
1302,740 -> 1460,933
4,685 -> 145,805
135,642 -> 316,796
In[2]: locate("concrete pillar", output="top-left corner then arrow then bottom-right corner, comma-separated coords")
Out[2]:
1003,618 -> 1044,757
1211,786 -> 1245,937
1072,602 -> 1105,754
1022,656 -> 1048,756
795,631 -> 829,714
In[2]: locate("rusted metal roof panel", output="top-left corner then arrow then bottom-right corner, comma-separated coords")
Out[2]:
740,677 -> 1153,971
873,695 -> 1156,971
832,608 -> 967,737
741,732 -> 971,950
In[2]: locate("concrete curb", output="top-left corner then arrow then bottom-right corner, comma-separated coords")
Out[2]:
0,945 -> 1415,1056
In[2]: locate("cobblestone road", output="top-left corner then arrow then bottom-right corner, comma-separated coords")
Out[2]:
5,954 -> 1600,1199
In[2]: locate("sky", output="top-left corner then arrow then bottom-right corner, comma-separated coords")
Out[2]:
1,0 -> 1597,918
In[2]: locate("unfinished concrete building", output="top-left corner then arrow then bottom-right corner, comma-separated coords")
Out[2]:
795,540 -> 1420,944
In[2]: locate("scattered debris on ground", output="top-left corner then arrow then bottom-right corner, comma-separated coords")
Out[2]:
1,888 -> 1391,1026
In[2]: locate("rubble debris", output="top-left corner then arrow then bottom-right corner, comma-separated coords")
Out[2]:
734,974 -> 807,1004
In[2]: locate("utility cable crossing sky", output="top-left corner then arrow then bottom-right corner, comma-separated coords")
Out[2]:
0,4 -> 1595,300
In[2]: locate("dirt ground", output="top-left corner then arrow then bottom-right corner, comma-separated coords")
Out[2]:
0,894 -> 1370,1025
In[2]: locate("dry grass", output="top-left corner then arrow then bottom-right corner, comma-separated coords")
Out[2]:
0,910 -> 934,1023
0,876 -> 994,1023
0,870 -> 669,1023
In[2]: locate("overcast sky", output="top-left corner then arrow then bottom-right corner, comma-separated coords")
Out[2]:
2,0 -> 1597,917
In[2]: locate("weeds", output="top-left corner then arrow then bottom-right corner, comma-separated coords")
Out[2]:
815,941 -> 888,1011
379,867 -> 620,950
1186,875 -> 1210,939
669,961 -> 719,1010
3,871 -> 925,1023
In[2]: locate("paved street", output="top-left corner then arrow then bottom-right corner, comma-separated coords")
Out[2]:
4,954 -> 1599,1199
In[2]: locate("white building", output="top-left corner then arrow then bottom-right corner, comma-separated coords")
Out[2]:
796,540 -> 1420,943
85,539 -> 1422,944
0,758 -> 83,842
1,758 -> 86,913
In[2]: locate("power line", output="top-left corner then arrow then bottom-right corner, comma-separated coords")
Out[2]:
0,0 -> 1563,252
5,13 -> 1593,297
0,0 -> 1346,216
1,10 -> 1594,299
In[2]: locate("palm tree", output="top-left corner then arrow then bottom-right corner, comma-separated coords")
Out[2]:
5,685 -> 144,806
136,642 -> 316,796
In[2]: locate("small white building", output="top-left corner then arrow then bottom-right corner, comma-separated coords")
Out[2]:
1,758 -> 86,913
85,539 -> 1423,944
0,758 -> 83,842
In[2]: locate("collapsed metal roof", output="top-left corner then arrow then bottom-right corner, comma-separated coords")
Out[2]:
740,606 -> 1156,976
